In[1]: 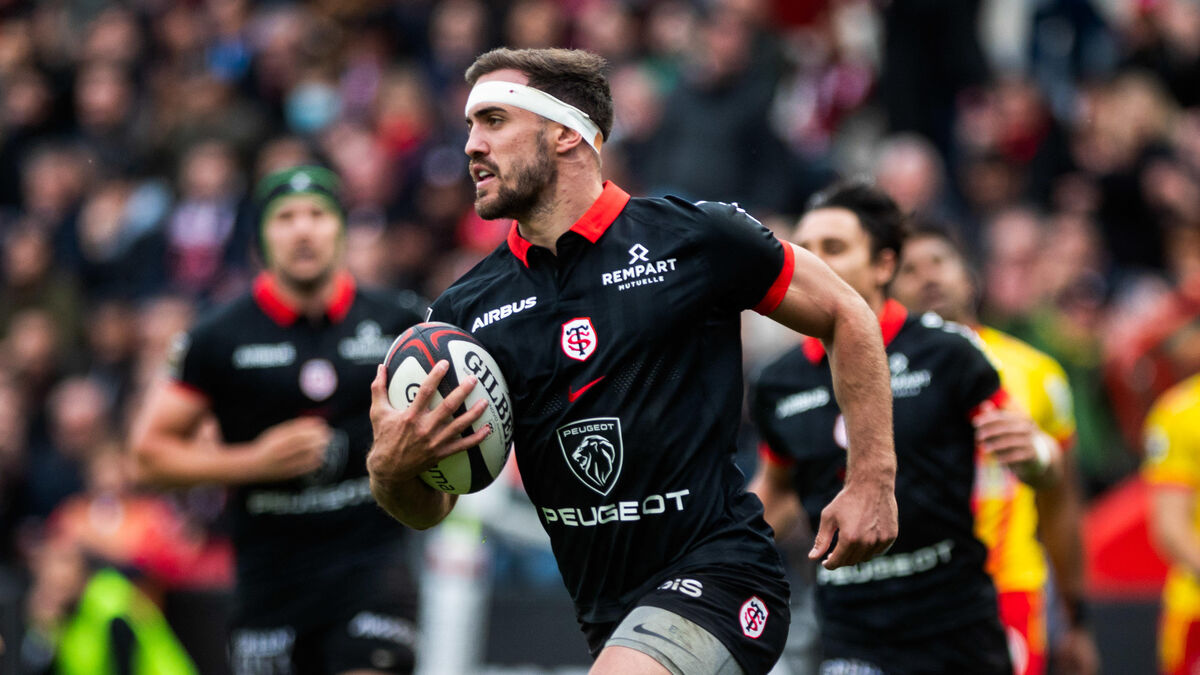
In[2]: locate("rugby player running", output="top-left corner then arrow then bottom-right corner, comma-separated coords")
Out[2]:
750,181 -> 1046,674
367,48 -> 898,675
891,219 -> 1099,675
133,166 -> 424,675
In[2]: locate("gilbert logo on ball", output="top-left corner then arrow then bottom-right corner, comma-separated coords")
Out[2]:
384,322 -> 513,494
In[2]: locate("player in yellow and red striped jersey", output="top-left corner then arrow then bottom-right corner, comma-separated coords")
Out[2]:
892,219 -> 1099,675
1143,373 -> 1200,675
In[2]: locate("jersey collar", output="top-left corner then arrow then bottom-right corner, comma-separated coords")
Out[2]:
252,270 -> 356,326
803,298 -> 908,364
506,181 -> 632,267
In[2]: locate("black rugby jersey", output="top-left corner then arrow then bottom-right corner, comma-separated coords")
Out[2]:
171,271 -> 423,624
429,182 -> 794,624
751,300 -> 1006,642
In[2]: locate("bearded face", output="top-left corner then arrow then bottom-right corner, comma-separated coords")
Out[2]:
474,128 -> 558,222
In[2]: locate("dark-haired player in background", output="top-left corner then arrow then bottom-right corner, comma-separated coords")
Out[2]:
367,48 -> 899,675
891,219 -> 1099,675
132,166 -> 424,675
750,181 -> 1047,674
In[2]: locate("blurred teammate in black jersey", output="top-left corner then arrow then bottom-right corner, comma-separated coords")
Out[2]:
132,166 -> 424,675
366,48 -> 898,675
750,181 -> 1047,674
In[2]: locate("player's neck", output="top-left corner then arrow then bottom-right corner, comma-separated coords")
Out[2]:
516,165 -> 604,255
941,308 -> 977,326
866,292 -> 887,317
270,269 -> 341,320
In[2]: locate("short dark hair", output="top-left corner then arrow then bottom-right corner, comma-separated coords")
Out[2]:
805,179 -> 907,262
906,213 -> 983,304
906,214 -> 971,264
465,48 -> 614,142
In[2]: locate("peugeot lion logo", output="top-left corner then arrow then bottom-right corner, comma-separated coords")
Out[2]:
571,435 -> 616,488
556,417 -> 624,495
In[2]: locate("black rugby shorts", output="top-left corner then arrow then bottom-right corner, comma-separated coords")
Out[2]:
583,566 -> 791,674
820,614 -> 1011,675
229,583 -> 417,675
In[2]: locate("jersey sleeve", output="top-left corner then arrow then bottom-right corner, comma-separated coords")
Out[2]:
167,329 -> 218,401
693,201 -> 794,314
1142,395 -> 1200,489
951,331 -> 1003,415
427,293 -> 459,327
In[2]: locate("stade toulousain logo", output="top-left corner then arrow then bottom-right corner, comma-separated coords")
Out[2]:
561,317 -> 597,361
740,596 -> 769,639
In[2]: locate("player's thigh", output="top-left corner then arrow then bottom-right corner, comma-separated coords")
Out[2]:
602,605 -> 743,675
321,607 -> 418,675
592,644 -> 673,674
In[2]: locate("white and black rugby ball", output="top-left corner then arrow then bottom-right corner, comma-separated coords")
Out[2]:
383,322 -> 513,494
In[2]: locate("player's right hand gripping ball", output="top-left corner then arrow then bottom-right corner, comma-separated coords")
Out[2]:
383,322 -> 514,494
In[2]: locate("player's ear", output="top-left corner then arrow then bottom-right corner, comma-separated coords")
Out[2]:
553,123 -> 585,155
875,248 -> 898,287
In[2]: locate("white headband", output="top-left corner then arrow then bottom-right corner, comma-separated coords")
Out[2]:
466,81 -> 603,154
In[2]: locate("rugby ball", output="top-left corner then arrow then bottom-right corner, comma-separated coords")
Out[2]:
383,322 -> 513,494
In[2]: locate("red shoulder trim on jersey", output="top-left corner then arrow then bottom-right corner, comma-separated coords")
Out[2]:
879,299 -> 908,347
506,181 -> 631,267
802,298 -> 908,364
253,273 -> 298,325
802,336 -> 825,365
754,238 -> 795,315
572,181 -> 631,242
759,441 -> 795,467
167,379 -> 209,404
326,272 -> 356,324
253,271 -> 357,326
506,221 -> 532,267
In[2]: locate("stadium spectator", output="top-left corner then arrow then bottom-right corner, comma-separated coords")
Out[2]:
20,535 -> 197,675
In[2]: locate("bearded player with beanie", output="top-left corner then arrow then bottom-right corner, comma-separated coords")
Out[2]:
132,165 -> 425,674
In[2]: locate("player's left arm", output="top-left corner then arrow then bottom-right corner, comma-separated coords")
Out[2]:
767,242 -> 898,569
1036,448 -> 1099,674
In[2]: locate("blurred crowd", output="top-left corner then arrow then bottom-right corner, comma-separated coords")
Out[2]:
0,0 -> 1199,668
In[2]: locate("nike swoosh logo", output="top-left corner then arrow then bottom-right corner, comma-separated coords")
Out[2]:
632,623 -> 674,644
568,376 -> 605,403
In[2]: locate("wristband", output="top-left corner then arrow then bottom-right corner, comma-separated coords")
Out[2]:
1032,432 -> 1056,473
